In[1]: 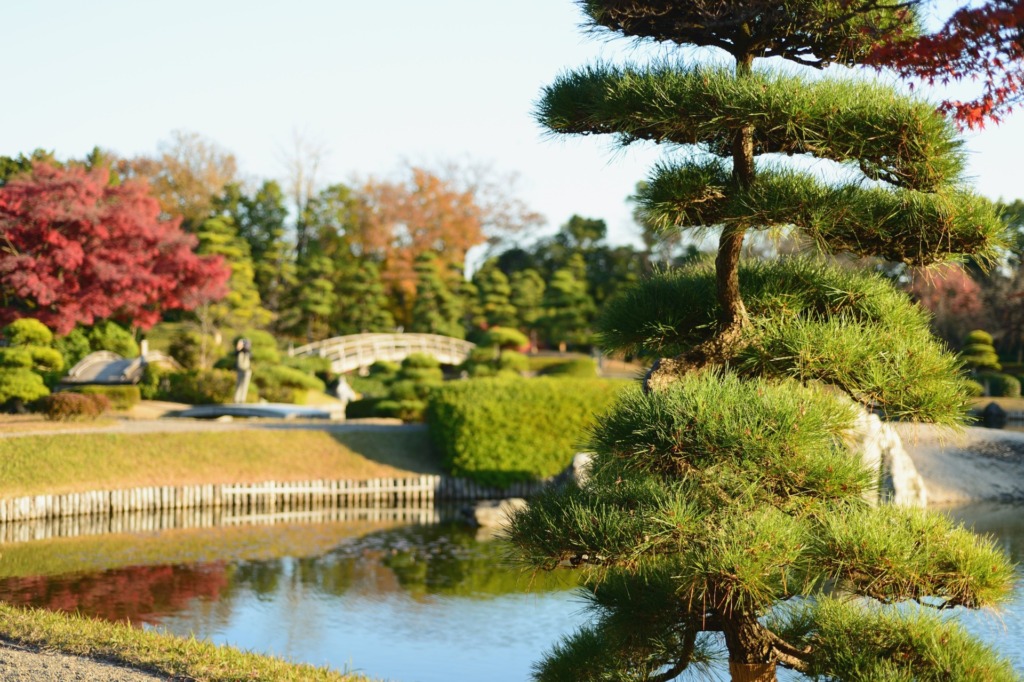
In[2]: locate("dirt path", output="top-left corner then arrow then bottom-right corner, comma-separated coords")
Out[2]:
0,640 -> 168,681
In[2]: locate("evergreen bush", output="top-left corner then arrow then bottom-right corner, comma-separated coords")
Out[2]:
163,370 -> 237,405
76,385 -> 142,411
976,372 -> 1022,398
961,329 -> 1002,372
426,377 -> 624,487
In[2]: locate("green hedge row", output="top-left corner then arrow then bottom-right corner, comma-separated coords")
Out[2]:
426,377 -> 626,488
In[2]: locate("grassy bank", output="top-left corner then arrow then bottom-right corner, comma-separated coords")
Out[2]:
0,428 -> 439,498
0,603 -> 369,681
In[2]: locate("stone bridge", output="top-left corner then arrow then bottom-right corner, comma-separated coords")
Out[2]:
62,350 -> 182,386
289,333 -> 476,374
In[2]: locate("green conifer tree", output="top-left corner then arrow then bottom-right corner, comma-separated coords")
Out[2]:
541,254 -> 595,351
195,216 -> 273,330
332,259 -> 396,335
410,253 -> 465,339
472,259 -> 518,329
510,268 -> 546,333
507,2 -> 1017,681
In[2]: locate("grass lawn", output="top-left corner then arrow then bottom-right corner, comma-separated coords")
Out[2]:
0,603 -> 369,681
0,427 -> 440,498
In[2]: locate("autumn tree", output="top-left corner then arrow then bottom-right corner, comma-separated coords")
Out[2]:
0,162 -> 229,335
118,131 -> 238,231
506,2 -> 1016,681
906,263 -> 988,348
357,166 -> 486,295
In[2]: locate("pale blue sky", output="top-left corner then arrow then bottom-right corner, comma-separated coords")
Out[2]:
4,0 -> 1021,248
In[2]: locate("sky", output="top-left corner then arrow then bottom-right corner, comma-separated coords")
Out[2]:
4,0 -> 1023,250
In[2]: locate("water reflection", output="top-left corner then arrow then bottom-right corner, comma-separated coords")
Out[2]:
0,504 -> 1020,681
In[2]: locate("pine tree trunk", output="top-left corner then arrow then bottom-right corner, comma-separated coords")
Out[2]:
729,662 -> 777,682
722,614 -> 777,682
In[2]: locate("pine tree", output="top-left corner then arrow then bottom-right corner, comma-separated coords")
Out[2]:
507,2 -> 1017,681
410,253 -> 465,339
540,255 -> 595,352
332,259 -> 396,335
472,259 -> 518,329
195,217 -> 273,331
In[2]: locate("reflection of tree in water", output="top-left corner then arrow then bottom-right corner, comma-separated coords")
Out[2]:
0,563 -> 228,625
227,522 -> 573,601
0,522 -> 578,624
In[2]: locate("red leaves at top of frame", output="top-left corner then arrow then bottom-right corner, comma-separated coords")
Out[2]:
866,0 -> 1024,128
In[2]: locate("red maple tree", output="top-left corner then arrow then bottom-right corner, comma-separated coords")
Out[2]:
0,162 -> 229,335
867,0 -> 1024,127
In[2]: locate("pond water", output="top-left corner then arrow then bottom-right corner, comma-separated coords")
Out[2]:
0,503 -> 1021,681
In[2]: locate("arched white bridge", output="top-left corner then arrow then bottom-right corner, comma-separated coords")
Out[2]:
289,333 -> 476,374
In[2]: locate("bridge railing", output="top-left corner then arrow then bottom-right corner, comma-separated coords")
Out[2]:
290,333 -> 476,374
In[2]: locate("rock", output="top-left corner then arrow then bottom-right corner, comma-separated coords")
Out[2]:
981,401 -> 1008,429
550,452 -> 593,489
852,409 -> 927,508
467,498 -> 529,529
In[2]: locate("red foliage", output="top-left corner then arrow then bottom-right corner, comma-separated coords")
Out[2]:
0,163 -> 229,335
0,563 -> 228,626
866,0 -> 1024,128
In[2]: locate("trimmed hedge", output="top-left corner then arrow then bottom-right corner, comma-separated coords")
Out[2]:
426,377 -> 626,488
77,385 -> 141,411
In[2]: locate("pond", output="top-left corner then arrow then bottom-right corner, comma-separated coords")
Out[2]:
0,502 -> 1021,681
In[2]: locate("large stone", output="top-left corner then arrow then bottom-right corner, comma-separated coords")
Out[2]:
468,497 -> 528,528
852,409 -> 927,507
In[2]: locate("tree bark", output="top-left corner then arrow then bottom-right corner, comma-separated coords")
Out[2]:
722,615 -> 778,682
643,54 -> 757,392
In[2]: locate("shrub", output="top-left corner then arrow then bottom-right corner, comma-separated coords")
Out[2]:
345,398 -> 385,419
241,329 -> 281,364
87,320 -> 139,358
977,372 -> 1021,398
0,369 -> 49,408
348,373 -> 390,398
537,357 -> 598,378
964,379 -> 985,397
369,360 -> 400,376
40,392 -> 108,421
168,328 -> 218,369
426,377 -> 626,488
163,370 -> 237,404
256,365 -> 326,393
498,350 -> 529,373
402,353 -> 441,369
77,385 -> 142,411
4,318 -> 53,346
281,354 -> 332,376
961,329 -> 1001,372
139,364 -> 170,400
482,326 -> 529,350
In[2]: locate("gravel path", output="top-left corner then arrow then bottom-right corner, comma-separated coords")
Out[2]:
0,640 -> 168,681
